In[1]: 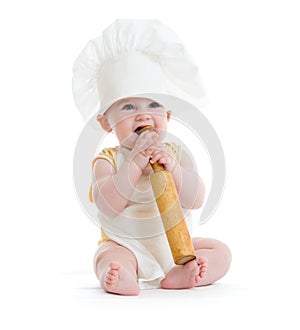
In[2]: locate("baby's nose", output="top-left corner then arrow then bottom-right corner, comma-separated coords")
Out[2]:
136,111 -> 151,121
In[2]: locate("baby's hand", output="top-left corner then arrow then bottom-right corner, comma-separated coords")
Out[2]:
130,130 -> 159,170
150,145 -> 176,172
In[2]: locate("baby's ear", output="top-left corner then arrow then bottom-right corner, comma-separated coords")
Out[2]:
167,110 -> 172,122
97,115 -> 112,132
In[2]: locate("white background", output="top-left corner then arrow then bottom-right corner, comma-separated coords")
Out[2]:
1,0 -> 299,329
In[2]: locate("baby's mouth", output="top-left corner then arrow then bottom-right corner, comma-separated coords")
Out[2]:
134,125 -> 154,135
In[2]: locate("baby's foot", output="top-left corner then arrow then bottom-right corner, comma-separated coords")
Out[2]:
103,262 -> 140,296
160,257 -> 208,289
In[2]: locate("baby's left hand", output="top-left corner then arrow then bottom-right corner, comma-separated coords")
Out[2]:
150,145 -> 176,172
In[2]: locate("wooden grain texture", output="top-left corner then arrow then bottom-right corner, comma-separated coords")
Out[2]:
140,125 -> 196,265
150,170 -> 196,265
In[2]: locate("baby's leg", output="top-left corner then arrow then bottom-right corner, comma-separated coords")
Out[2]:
94,241 -> 140,296
160,256 -> 207,289
160,238 -> 231,289
192,237 -> 231,286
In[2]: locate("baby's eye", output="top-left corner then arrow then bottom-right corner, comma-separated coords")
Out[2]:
122,104 -> 135,110
149,102 -> 160,108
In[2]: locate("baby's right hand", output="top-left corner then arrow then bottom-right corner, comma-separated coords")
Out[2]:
130,130 -> 159,170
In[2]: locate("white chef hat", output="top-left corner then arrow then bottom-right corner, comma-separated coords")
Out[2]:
72,19 -> 207,125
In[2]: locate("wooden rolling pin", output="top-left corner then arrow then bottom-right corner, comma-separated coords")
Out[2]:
138,125 -> 196,265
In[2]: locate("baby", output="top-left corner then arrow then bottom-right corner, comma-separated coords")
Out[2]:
91,96 -> 231,295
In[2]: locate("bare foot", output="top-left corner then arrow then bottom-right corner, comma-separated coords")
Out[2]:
103,262 -> 140,296
160,257 -> 208,289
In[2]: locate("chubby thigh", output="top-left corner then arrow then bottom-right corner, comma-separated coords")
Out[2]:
93,233 -> 175,279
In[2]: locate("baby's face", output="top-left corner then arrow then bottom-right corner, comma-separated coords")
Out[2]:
102,97 -> 171,149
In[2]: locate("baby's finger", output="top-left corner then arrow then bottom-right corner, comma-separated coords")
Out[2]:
144,147 -> 156,156
151,147 -> 173,162
136,132 -> 159,149
149,151 -> 165,164
138,130 -> 159,141
158,156 -> 170,165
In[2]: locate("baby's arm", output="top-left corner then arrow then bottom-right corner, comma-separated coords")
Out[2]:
150,146 -> 205,209
172,148 -> 205,209
92,157 -> 141,217
93,130 -> 159,217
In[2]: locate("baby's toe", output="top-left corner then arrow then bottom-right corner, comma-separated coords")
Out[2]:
195,275 -> 201,285
196,256 -> 208,265
199,265 -> 207,278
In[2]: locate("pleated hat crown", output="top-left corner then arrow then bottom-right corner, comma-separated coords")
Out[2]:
72,20 -> 206,124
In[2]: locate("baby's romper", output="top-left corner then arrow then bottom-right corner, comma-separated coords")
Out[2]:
92,143 -> 192,289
